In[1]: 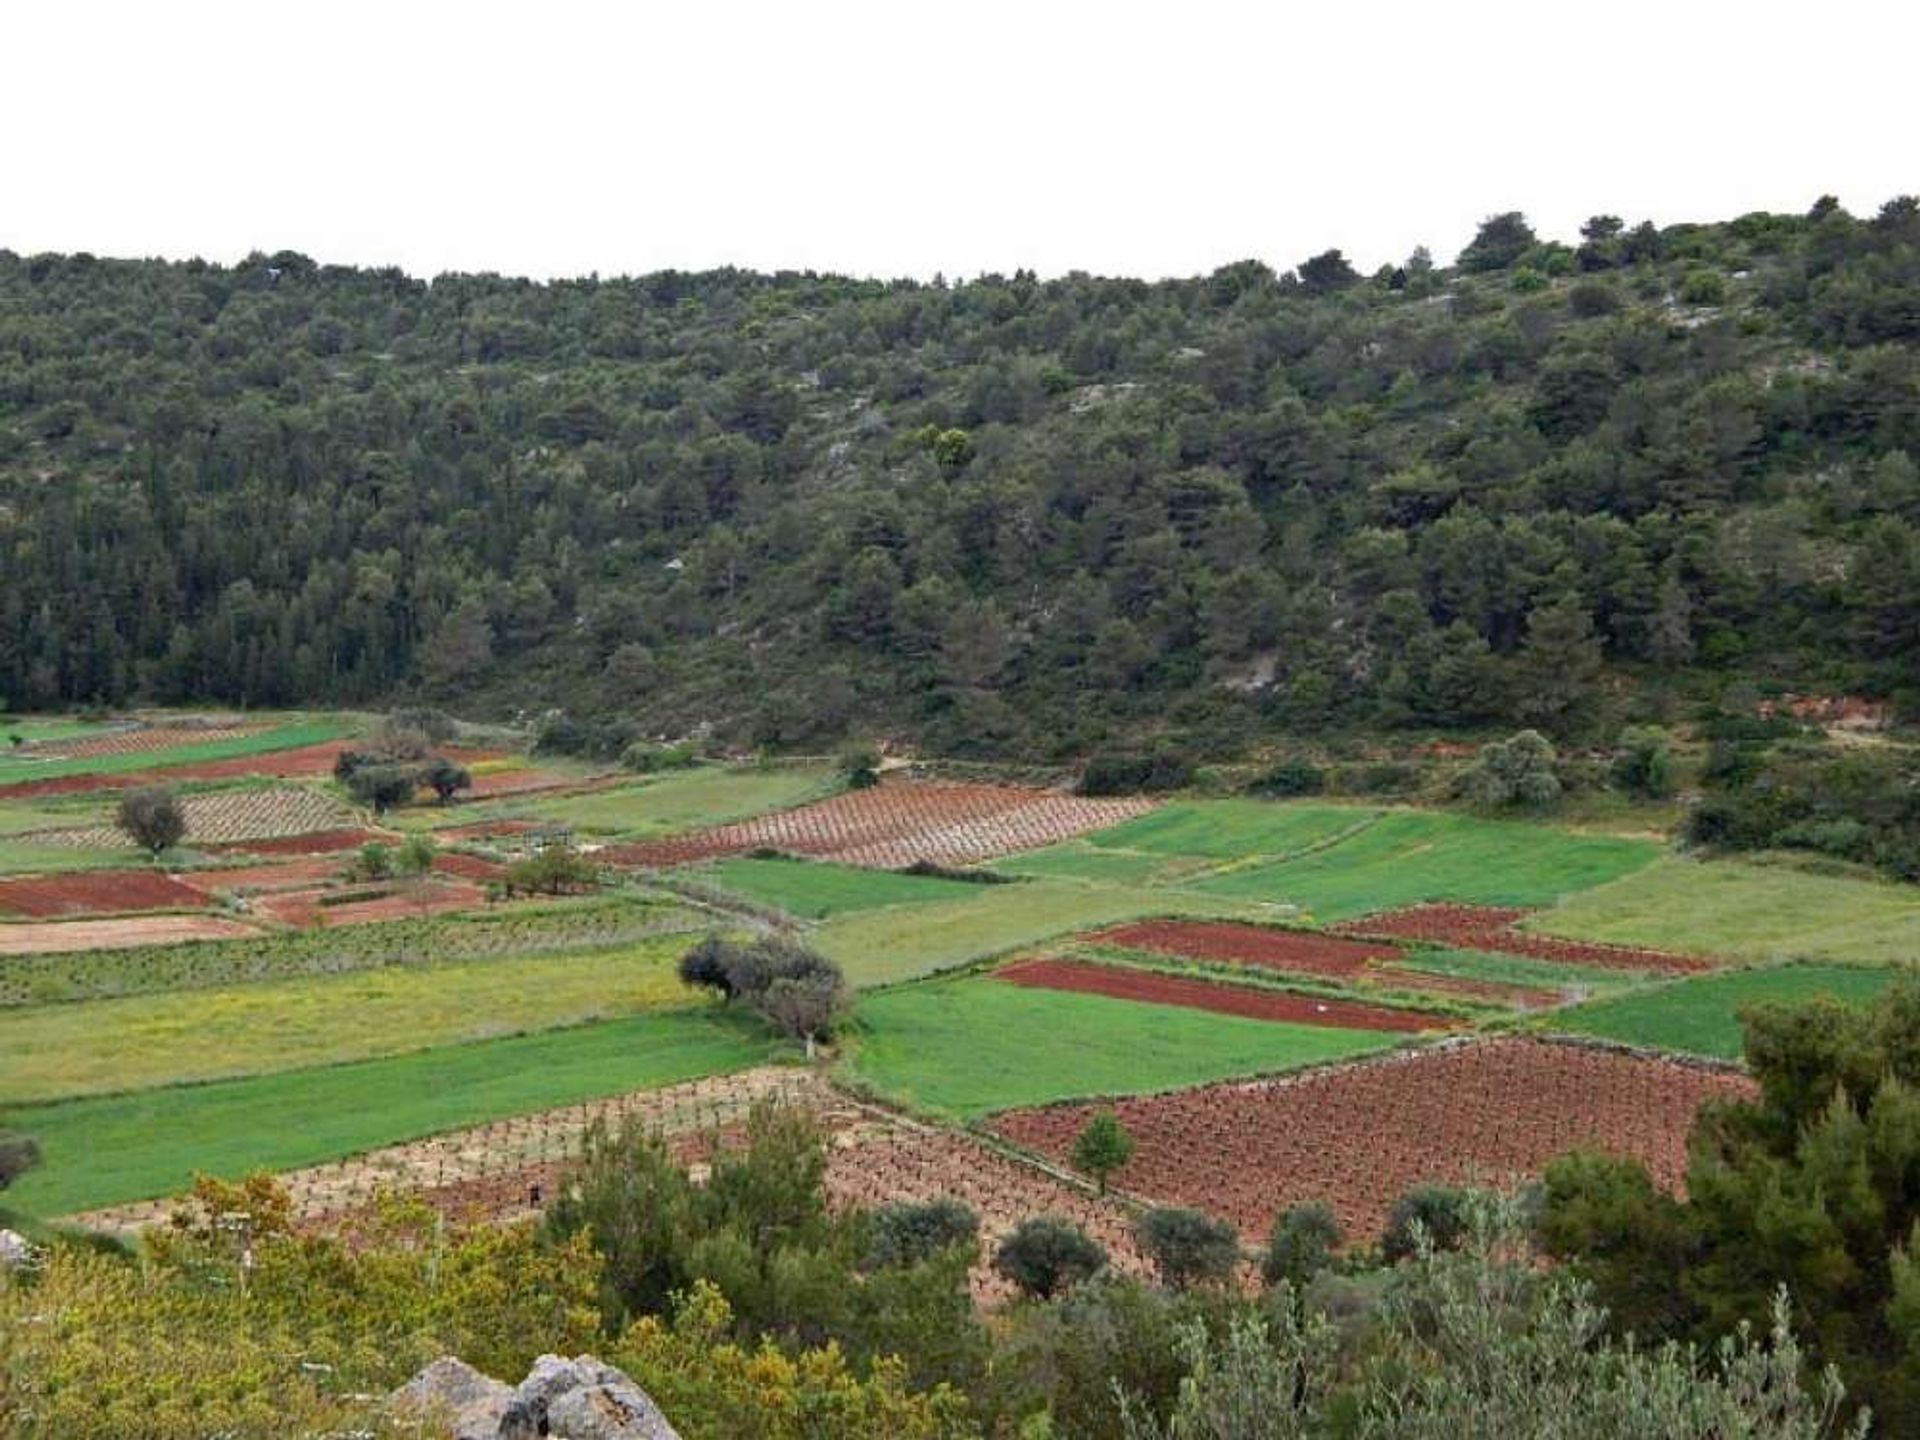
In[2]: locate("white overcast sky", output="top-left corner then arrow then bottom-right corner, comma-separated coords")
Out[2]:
6,1 -> 1914,283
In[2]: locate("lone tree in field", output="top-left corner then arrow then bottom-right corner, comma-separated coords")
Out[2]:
421,755 -> 472,804
117,785 -> 186,857
758,970 -> 848,1060
1072,1109 -> 1135,1195
993,1216 -> 1107,1300
346,763 -> 420,815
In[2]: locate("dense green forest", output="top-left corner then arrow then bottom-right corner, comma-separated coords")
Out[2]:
3,198 -> 1918,756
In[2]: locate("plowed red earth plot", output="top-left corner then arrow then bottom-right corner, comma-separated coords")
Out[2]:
1090,919 -> 1560,1010
0,740 -> 357,800
253,879 -> 489,928
999,958 -> 1455,1033
0,915 -> 260,955
179,857 -> 349,894
993,1039 -> 1754,1243
204,827 -> 392,857
0,869 -> 211,918
600,778 -> 1157,871
1336,904 -> 1712,975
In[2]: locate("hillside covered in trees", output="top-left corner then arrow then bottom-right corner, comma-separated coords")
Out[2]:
3,199 -> 1917,756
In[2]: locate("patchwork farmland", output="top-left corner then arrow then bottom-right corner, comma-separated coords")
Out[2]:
3,706 -> 1916,1339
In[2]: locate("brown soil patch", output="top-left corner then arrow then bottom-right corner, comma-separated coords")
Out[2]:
1335,904 -> 1712,975
601,778 -> 1156,871
993,1039 -> 1754,1242
998,958 -> 1455,1033
0,914 -> 261,955
0,869 -> 211,918
1088,918 -> 1562,1009
204,827 -> 393,857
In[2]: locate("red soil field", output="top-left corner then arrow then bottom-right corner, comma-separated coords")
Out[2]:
0,740 -> 358,800
1336,903 -> 1712,975
601,778 -> 1156,871
253,879 -> 490,928
0,914 -> 261,955
0,869 -> 211,918
1095,919 -> 1402,977
998,957 -> 1456,1033
993,1038 -> 1754,1243
1087,919 -> 1562,1010
431,852 -> 508,882
177,857 -> 350,895
204,827 -> 392,857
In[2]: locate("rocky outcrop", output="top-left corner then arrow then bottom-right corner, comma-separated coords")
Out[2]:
0,1229 -> 34,1269
393,1354 -> 680,1440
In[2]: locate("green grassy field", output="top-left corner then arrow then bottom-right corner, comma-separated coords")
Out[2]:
992,843 -> 1192,886
1552,964 -> 1902,1059
1532,857 -> 1920,965
0,718 -> 353,786
0,717 -> 113,745
697,855 -> 983,918
1192,810 -> 1661,920
1079,801 -> 1381,861
848,975 -> 1397,1118
1388,947 -> 1646,993
457,764 -> 831,837
815,879 -> 1258,987
0,839 -> 140,873
0,935 -> 702,1101
3,1009 -> 777,1218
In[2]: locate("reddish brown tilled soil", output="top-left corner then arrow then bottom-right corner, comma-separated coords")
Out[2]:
178,857 -> 350,894
600,778 -> 1157,871
991,1038 -> 1754,1243
0,869 -> 212,918
1093,920 -> 1403,977
203,827 -> 393,857
1335,903 -> 1713,975
253,879 -> 490,928
1084,918 -> 1569,1010
431,852 -> 508,882
0,740 -> 358,800
998,957 -> 1457,1033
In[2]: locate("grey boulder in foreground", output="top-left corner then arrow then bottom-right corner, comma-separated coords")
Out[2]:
392,1353 -> 681,1440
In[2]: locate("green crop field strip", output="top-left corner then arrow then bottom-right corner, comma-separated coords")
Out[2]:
696,855 -> 983,918
992,843 -> 1193,886
1552,964 -> 1901,1059
848,975 -> 1397,1118
0,718 -> 352,786
814,878 -> 1259,987
1077,801 -> 1382,861
1532,857 -> 1920,966
3,1009 -> 777,1218
1191,810 -> 1661,920
0,934 -> 705,1101
464,764 -> 832,837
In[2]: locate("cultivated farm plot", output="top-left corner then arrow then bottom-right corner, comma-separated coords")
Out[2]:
25,785 -> 355,849
1090,918 -> 1566,1009
0,868 -> 211,918
1334,904 -> 1711,975
997,958 -> 1457,1033
600,778 -> 1157,871
0,914 -> 261,956
992,1038 -> 1756,1244
17,723 -> 261,760
692,855 -> 986,918
0,723 -> 354,797
849,975 -> 1397,1118
1554,963 -> 1903,1060
1187,809 -> 1661,920
75,1067 -> 1150,1301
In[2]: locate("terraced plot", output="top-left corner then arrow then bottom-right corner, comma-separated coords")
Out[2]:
993,1039 -> 1754,1242
3,1008 -> 777,1218
849,974 -> 1397,1117
25,785 -> 355,849
602,778 -> 1156,870
1191,810 -> 1661,920
0,914 -> 260,955
695,855 -> 986,918
1554,963 -> 1902,1059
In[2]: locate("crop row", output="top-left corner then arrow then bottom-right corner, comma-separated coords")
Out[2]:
601,778 -> 1157,871
993,1038 -> 1753,1243
0,893 -> 704,1007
